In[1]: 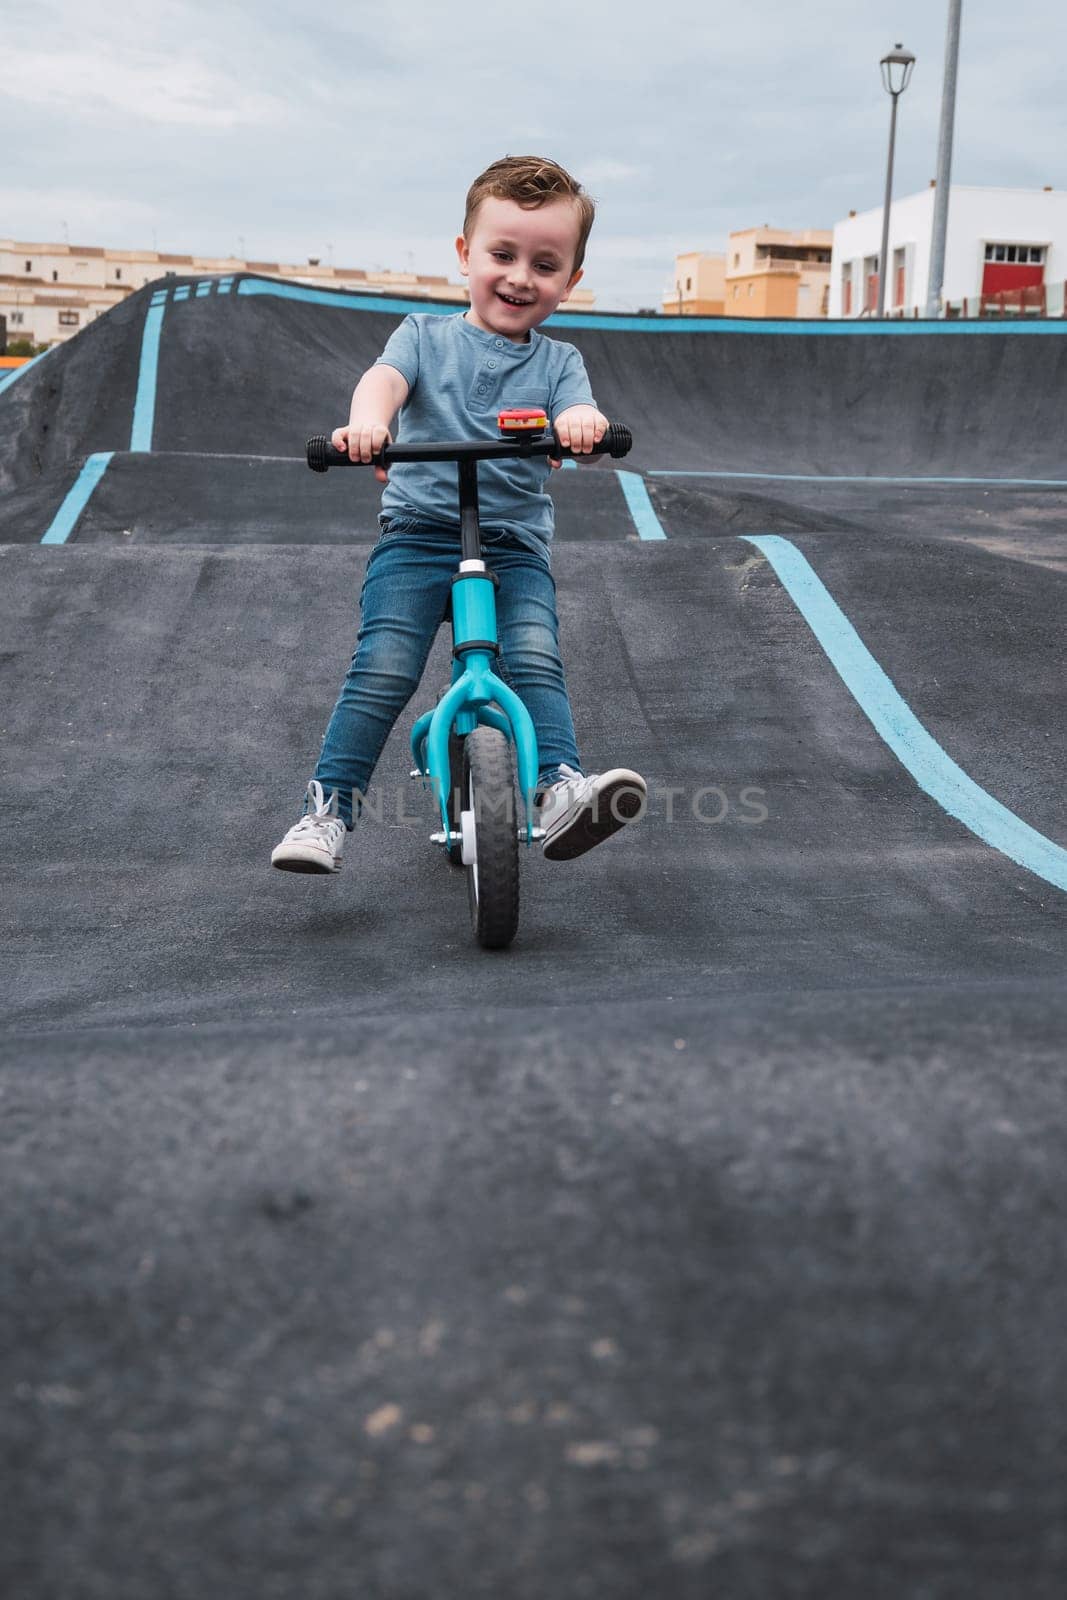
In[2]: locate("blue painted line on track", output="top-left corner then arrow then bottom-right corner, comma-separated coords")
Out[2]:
742,533 -> 1067,893
130,295 -> 167,451
236,280 -> 443,315
40,453 -> 114,544
616,470 -> 666,539
233,278 -> 1067,334
234,279 -> 1067,333
550,314 -> 1067,335
653,469 -> 1067,488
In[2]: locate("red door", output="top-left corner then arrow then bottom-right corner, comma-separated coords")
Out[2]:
982,262 -> 1043,296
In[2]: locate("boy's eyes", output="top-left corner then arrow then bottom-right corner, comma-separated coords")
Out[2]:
490,250 -> 559,272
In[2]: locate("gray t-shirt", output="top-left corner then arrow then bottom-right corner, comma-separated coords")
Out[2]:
374,312 -> 595,555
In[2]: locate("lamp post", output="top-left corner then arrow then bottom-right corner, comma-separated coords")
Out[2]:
877,42 -> 915,318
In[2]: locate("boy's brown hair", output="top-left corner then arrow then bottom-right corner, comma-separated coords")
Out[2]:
463,156 -> 596,273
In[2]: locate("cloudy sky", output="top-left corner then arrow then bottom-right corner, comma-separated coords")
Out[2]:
5,0 -> 1063,310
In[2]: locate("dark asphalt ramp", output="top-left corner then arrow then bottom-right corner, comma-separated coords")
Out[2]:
4,989 -> 1066,1600
4,538 -> 1065,1036
0,289 -> 145,490
138,286 -> 1067,477
6,275 -> 1067,504
3,280 -> 1067,1596
0,451 -> 641,546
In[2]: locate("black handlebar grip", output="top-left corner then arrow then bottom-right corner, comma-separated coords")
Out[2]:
307,436 -> 349,472
599,422 -> 632,459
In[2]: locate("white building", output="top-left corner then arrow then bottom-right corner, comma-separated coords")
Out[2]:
830,185 -> 1067,317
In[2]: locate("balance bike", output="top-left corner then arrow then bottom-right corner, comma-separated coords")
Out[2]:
307,408 -> 633,950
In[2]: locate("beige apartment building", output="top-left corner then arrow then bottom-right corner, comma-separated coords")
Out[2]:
0,238 -> 596,348
665,226 -> 833,318
665,251 -> 726,315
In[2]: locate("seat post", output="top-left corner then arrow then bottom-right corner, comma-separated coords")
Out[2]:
458,459 -> 481,562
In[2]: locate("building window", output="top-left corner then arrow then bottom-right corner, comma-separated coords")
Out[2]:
984,242 -> 1046,264
10,311 -> 24,325
686,276 -> 692,291
59,310 -> 80,326
115,267 -> 122,280
732,284 -> 739,299
25,261 -> 32,272
53,270 -> 59,281
733,254 -> 740,268
748,283 -> 754,297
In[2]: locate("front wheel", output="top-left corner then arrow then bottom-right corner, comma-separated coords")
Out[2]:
461,727 -> 519,950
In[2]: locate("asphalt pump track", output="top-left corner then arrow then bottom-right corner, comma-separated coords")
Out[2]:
2,278 -> 1066,1597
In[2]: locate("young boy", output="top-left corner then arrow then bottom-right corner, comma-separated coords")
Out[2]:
272,155 -> 646,875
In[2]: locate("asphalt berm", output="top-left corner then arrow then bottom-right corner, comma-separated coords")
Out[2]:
2,277 -> 1066,1597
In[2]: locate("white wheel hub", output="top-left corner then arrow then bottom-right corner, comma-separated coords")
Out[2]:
460,806 -> 478,870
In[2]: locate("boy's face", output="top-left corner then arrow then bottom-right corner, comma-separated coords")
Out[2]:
456,195 -> 584,343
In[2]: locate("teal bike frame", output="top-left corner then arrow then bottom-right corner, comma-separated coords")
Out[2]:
408,461 -> 541,845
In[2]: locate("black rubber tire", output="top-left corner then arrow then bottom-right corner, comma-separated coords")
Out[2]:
446,731 -> 465,866
462,727 -> 520,950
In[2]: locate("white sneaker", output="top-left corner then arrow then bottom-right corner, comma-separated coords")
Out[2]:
271,781 -> 347,874
537,764 -> 647,861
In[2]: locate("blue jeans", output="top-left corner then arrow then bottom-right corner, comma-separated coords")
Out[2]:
312,519 -> 583,827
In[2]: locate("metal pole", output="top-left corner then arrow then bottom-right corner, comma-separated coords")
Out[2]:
877,92 -> 899,317
925,0 -> 963,317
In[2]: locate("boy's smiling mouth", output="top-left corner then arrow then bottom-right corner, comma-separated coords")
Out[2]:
497,292 -> 533,307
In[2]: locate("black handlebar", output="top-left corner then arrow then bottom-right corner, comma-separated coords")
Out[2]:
306,421 -> 632,473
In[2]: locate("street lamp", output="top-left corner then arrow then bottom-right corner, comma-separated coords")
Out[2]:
877,42 -> 915,318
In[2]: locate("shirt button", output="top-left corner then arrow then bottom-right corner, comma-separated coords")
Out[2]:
477,384 -> 488,394
494,339 -> 504,348
487,360 -> 497,369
